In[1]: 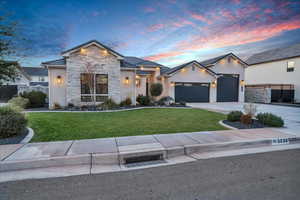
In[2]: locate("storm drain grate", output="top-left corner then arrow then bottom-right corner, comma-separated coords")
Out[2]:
124,154 -> 165,168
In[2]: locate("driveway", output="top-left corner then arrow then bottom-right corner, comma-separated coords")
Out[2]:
188,102 -> 300,136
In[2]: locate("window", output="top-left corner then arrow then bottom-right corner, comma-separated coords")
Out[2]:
287,61 -> 295,72
192,66 -> 195,71
39,76 -> 45,82
80,73 -> 108,102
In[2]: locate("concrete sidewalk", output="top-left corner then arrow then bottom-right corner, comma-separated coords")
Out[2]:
0,128 -> 299,182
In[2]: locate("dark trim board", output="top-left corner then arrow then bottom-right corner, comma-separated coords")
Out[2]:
217,74 -> 239,102
175,82 -> 210,103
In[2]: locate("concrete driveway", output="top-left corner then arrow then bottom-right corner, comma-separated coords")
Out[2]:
188,102 -> 300,136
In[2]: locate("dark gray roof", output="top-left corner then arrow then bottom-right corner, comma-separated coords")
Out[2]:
120,60 -> 137,68
22,67 -> 48,76
61,40 -> 124,58
136,70 -> 153,75
124,56 -> 164,67
30,82 -> 49,87
200,53 -> 231,66
164,60 -> 217,76
42,58 -> 66,66
246,43 -> 300,65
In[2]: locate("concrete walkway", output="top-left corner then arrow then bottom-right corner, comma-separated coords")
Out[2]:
0,128 -> 299,182
189,102 -> 300,136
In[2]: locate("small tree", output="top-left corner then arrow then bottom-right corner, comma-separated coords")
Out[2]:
150,83 -> 163,97
84,62 -> 97,106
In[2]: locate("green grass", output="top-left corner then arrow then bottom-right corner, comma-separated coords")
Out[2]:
27,108 -> 227,142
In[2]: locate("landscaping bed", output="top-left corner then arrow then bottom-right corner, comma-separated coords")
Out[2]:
28,108 -> 227,142
0,129 -> 28,145
223,119 -> 267,129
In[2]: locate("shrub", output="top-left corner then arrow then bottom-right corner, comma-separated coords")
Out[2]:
120,97 -> 132,107
68,102 -> 74,108
0,106 -> 28,139
53,102 -> 62,110
227,111 -> 243,122
100,98 -> 119,110
157,96 -> 174,106
136,95 -> 151,106
240,114 -> 252,125
256,113 -> 284,127
150,83 -> 163,97
179,101 -> 186,106
21,91 -> 47,108
243,103 -> 257,117
8,96 -> 29,109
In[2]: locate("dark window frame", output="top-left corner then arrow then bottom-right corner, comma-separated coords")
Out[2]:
287,61 -> 295,72
80,73 -> 108,102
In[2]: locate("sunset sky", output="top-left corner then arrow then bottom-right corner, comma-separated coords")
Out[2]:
2,0 -> 300,67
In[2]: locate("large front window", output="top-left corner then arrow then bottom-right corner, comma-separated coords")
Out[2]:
80,73 -> 108,102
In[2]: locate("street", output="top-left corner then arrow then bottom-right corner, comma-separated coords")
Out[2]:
1,149 -> 300,200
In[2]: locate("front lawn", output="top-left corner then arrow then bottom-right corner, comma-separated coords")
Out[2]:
28,108 -> 227,142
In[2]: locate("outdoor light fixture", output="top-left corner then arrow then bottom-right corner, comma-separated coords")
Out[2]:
135,75 -> 140,79
156,67 -> 160,70
170,82 -> 175,87
102,49 -> 108,56
211,80 -> 216,88
240,80 -> 245,86
140,66 -> 144,70
200,68 -> 206,73
56,75 -> 63,85
80,48 -> 87,55
125,77 -> 129,84
181,68 -> 186,72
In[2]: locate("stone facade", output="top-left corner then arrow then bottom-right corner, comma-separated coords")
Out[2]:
66,45 -> 121,106
245,88 -> 271,103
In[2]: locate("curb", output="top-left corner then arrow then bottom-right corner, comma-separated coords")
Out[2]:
20,127 -> 34,144
218,120 -> 238,130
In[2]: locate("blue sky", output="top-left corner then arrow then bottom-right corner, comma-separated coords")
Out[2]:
2,0 -> 300,67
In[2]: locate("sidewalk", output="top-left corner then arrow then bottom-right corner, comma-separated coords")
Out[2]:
1,128 -> 299,182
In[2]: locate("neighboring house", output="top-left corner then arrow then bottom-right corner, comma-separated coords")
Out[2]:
42,40 -> 247,109
245,44 -> 300,103
22,67 -> 49,87
0,61 -> 31,102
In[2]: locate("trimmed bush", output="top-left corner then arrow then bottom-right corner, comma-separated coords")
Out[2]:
8,96 -> 29,109
21,91 -> 47,108
256,113 -> 284,127
157,96 -> 174,106
136,95 -> 151,106
240,114 -> 252,125
150,83 -> 163,97
100,98 -> 119,110
0,106 -> 28,139
53,102 -> 62,110
120,97 -> 132,107
227,111 -> 243,122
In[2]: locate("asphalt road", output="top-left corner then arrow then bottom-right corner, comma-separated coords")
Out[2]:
1,149 -> 300,200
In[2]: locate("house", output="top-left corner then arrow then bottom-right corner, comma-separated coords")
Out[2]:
42,40 -> 247,109
0,61 -> 31,102
245,44 -> 300,103
22,67 -> 49,87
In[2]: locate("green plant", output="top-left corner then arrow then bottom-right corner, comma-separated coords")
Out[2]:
227,111 -> 243,122
179,101 -> 186,106
150,83 -> 163,97
256,113 -> 284,127
100,98 -> 119,110
20,91 -> 47,108
8,96 -> 29,109
157,96 -> 174,106
120,97 -> 132,107
0,106 -> 27,139
136,95 -> 151,106
240,114 -> 252,125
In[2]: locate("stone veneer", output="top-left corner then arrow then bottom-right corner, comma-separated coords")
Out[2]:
245,88 -> 271,103
66,45 -> 121,106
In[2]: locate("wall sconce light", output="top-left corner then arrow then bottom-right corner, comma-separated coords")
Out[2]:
156,67 -> 160,70
200,68 -> 206,73
181,68 -> 186,72
135,75 -> 140,79
124,77 -> 129,84
240,80 -> 245,86
80,48 -> 87,55
170,82 -> 175,87
211,80 -> 217,88
56,75 -> 63,85
140,66 -> 144,70
102,49 -> 108,56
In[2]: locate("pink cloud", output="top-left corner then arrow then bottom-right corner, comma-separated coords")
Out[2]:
219,9 -> 236,21
231,0 -> 240,4
144,51 -> 182,61
264,8 -> 273,14
190,13 -> 212,24
144,7 -> 155,13
147,23 -> 165,32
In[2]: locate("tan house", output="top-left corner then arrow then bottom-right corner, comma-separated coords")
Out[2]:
42,40 -> 247,108
245,44 -> 300,103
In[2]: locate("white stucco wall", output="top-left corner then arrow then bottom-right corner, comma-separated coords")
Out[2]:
120,70 -> 136,104
48,68 -> 66,108
209,56 -> 246,102
166,63 -> 217,102
245,57 -> 300,103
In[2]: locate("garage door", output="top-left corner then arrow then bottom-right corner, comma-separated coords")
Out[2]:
175,83 -> 210,102
217,74 -> 239,102
0,85 -> 18,102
